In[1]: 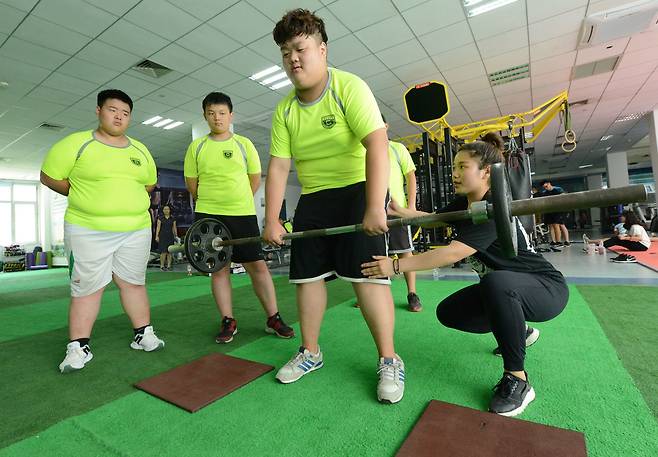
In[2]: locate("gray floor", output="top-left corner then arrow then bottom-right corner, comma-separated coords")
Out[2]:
424,241 -> 658,285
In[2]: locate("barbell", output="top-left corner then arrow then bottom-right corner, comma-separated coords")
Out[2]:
170,163 -> 648,274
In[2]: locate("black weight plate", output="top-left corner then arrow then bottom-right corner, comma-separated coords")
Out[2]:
491,163 -> 518,258
183,218 -> 233,273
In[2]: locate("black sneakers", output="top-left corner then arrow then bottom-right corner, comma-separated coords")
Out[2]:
407,293 -> 422,312
489,372 -> 536,417
611,254 -> 637,263
493,326 -> 540,357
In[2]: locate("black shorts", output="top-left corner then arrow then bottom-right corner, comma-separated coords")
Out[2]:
543,212 -> 564,225
290,182 -> 389,284
388,218 -> 413,254
194,213 -> 263,263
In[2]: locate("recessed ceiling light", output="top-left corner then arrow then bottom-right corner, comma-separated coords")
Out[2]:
261,71 -> 288,85
464,0 -> 519,17
600,135 -> 613,141
153,118 -> 174,128
0,81 -> 8,88
249,65 -> 281,81
142,116 -> 163,125
270,79 -> 293,90
162,121 -> 184,130
579,164 -> 593,168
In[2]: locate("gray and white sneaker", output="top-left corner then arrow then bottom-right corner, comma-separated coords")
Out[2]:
493,326 -> 540,357
59,341 -> 93,373
130,326 -> 165,352
377,356 -> 405,404
276,346 -> 324,384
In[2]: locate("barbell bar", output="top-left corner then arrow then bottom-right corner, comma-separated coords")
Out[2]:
171,163 -> 648,273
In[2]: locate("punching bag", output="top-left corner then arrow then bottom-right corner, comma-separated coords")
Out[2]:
505,137 -> 534,235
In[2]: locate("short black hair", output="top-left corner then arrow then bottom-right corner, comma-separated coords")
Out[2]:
539,180 -> 551,187
97,89 -> 133,111
202,92 -> 233,113
273,9 -> 328,46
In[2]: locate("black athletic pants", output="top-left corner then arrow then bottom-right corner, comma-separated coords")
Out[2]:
603,237 -> 648,251
436,270 -> 568,371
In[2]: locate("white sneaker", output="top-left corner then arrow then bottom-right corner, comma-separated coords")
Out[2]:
582,234 -> 591,245
59,341 -> 93,373
377,356 -> 405,404
275,346 -> 323,384
130,326 -> 165,352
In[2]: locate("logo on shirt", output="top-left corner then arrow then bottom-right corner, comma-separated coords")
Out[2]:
223,150 -> 233,159
321,114 -> 336,129
130,157 -> 142,166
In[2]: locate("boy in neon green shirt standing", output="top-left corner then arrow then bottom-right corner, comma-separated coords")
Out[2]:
41,89 -> 164,374
263,10 -> 405,404
184,92 -> 294,344
384,115 -> 423,312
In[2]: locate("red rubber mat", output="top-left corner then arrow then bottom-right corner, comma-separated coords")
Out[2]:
134,353 -> 273,413
396,400 -> 587,457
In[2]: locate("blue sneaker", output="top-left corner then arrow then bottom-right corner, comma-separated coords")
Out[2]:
377,356 -> 405,404
275,346 -> 323,383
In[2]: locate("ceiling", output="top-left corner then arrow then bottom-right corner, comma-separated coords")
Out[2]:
1,0 -> 658,181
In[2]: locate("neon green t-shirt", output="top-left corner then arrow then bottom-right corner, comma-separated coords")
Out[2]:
388,141 -> 416,208
270,68 -> 385,194
41,130 -> 156,232
184,134 -> 261,215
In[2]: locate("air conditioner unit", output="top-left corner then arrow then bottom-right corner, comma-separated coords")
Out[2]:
578,0 -> 658,48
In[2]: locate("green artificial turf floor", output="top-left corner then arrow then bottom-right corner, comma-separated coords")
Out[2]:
0,269 -> 656,456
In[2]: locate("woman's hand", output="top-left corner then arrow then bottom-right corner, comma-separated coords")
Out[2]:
361,255 -> 394,278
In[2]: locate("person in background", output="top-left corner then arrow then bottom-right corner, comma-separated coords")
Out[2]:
583,210 -> 651,263
155,205 -> 177,270
540,180 -> 569,248
383,114 -> 422,312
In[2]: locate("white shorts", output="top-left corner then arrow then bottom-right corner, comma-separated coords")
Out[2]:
64,222 -> 151,297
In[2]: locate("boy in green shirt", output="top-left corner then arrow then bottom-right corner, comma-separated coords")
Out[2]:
384,115 -> 423,312
263,9 -> 405,404
184,92 -> 294,344
41,89 -> 164,373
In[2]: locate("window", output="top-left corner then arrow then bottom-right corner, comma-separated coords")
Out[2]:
0,181 -> 39,246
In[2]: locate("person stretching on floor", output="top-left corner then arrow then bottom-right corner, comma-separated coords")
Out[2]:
361,132 -> 569,416
584,210 -> 651,263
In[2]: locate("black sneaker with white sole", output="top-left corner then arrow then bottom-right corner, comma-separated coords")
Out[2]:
493,326 -> 539,357
611,254 -> 637,263
549,242 -> 562,252
489,372 -> 535,417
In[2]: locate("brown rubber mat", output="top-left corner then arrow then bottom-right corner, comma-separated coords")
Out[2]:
134,353 -> 274,413
396,400 -> 587,457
